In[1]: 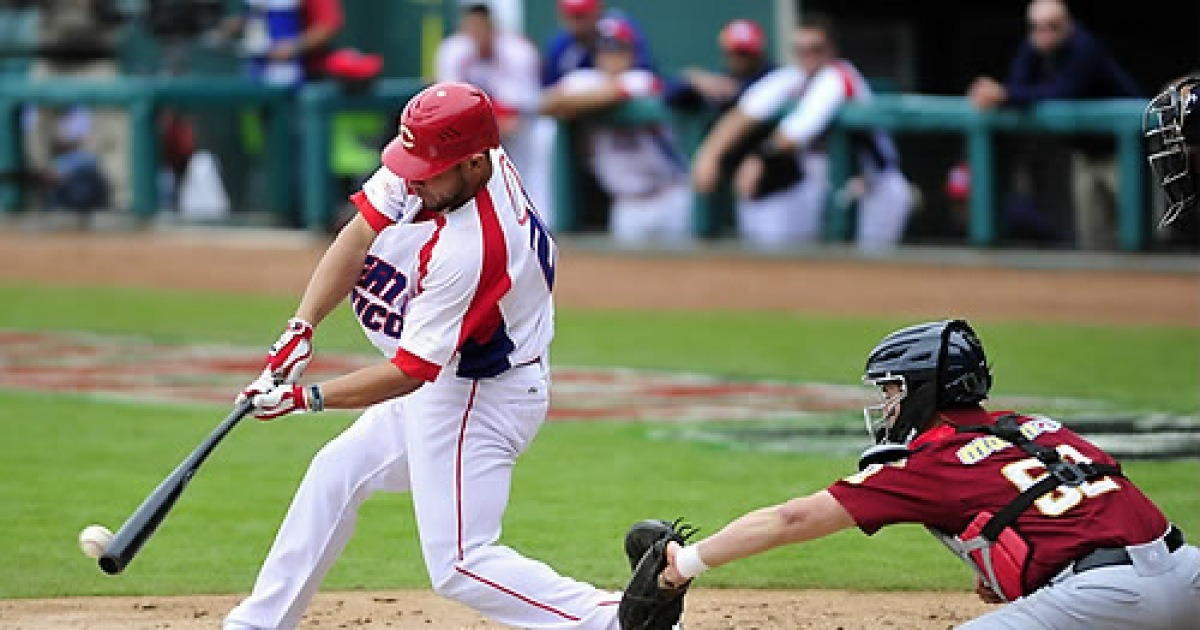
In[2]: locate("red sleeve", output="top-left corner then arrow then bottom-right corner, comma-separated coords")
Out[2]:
304,0 -> 344,31
391,347 -> 441,382
827,446 -> 966,535
349,191 -> 393,233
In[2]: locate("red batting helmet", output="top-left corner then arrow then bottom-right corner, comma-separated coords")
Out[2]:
382,82 -> 501,181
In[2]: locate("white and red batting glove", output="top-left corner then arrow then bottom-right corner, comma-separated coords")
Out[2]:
245,383 -> 324,420
264,318 -> 314,384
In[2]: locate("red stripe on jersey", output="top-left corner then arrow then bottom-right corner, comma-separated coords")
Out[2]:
349,190 -> 394,233
834,61 -> 857,100
415,215 -> 448,294
457,189 -> 512,349
390,347 -> 441,381
453,567 -> 582,621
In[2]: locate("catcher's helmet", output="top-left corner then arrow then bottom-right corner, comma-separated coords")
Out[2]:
382,82 -> 501,181
1144,74 -> 1199,227
862,320 -> 992,444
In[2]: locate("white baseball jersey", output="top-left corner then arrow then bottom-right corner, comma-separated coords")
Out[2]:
347,149 -> 556,382
557,68 -> 686,198
738,59 -> 900,171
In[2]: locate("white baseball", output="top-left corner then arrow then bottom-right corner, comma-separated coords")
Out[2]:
78,524 -> 113,559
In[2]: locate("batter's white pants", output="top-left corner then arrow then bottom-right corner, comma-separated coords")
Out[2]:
856,168 -> 912,253
735,153 -> 829,250
959,540 -> 1200,629
224,362 -> 622,630
609,179 -> 693,248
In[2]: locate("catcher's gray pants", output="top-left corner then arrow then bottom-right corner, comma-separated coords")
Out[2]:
959,537 -> 1200,630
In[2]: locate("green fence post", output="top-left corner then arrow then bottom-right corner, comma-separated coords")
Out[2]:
128,97 -> 157,219
0,96 -> 22,212
966,122 -> 997,247
825,125 -> 855,241
1115,127 -> 1146,251
552,120 -> 578,232
265,95 -> 294,222
300,83 -> 334,230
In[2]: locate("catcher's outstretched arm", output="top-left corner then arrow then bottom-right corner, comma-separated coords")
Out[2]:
664,490 -> 854,584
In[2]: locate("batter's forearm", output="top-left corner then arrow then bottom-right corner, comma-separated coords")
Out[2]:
295,215 -> 376,326
317,362 -> 423,409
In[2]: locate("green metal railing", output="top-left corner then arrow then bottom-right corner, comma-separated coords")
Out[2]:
0,77 -> 293,218
0,77 -> 1153,250
827,95 -> 1149,251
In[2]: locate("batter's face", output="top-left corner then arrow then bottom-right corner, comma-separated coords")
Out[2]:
409,153 -> 490,213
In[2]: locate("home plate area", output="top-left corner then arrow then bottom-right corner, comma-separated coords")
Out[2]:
2,330 -> 1195,459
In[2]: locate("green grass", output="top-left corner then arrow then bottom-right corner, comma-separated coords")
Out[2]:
0,283 -> 1196,598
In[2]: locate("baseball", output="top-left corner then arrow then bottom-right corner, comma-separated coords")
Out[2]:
78,524 -> 113,559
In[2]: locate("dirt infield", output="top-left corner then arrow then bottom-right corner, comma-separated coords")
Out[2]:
0,231 -> 1196,326
0,589 -> 993,629
0,230 -> 1194,628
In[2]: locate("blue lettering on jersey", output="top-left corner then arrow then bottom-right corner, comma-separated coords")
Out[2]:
354,255 -> 409,339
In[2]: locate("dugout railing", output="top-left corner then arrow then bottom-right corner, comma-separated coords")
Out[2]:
0,77 -> 1151,250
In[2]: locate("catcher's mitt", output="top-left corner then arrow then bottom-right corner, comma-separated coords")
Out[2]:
619,519 -> 698,630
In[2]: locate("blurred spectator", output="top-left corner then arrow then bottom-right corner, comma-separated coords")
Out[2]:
46,107 -> 110,217
541,17 -> 691,247
436,2 -> 552,222
968,0 -> 1140,249
667,19 -> 774,114
216,0 -> 344,87
26,0 -> 128,211
541,0 -> 653,87
692,14 -> 911,251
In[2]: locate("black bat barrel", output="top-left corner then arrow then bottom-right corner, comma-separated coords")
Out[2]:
99,401 -> 253,574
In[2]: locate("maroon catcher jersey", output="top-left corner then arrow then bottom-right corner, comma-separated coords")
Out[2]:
827,406 -> 1169,592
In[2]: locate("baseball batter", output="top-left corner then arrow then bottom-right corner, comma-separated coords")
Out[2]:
693,14 -> 911,251
223,82 -> 627,630
542,16 -> 691,246
651,320 -> 1200,629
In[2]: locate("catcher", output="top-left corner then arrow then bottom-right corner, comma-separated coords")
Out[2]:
1144,74 -> 1198,228
622,320 -> 1200,629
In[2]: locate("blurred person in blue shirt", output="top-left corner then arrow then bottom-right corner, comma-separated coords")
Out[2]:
968,0 -> 1141,249
540,0 -> 653,87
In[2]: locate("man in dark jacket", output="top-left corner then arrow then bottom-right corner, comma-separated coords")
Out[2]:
969,0 -> 1141,249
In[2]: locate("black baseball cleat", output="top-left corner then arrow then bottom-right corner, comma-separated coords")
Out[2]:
620,519 -> 697,630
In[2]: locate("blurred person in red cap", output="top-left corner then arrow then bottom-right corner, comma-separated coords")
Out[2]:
224,81 -> 669,630
437,2 -> 554,225
692,13 -> 911,252
541,0 -> 655,87
542,17 -> 692,247
667,19 -> 775,114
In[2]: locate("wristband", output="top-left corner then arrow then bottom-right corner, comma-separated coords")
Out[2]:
305,384 -> 325,412
674,544 -> 710,580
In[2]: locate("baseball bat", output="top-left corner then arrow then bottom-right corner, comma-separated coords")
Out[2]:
99,400 -> 254,575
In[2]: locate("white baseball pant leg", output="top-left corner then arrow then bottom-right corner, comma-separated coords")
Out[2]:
958,543 -> 1200,630
856,168 -> 912,253
225,363 -> 621,630
609,180 -> 693,247
224,398 -> 414,630
735,153 -> 828,249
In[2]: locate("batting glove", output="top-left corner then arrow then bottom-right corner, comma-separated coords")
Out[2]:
264,318 -> 314,384
248,383 -> 324,420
